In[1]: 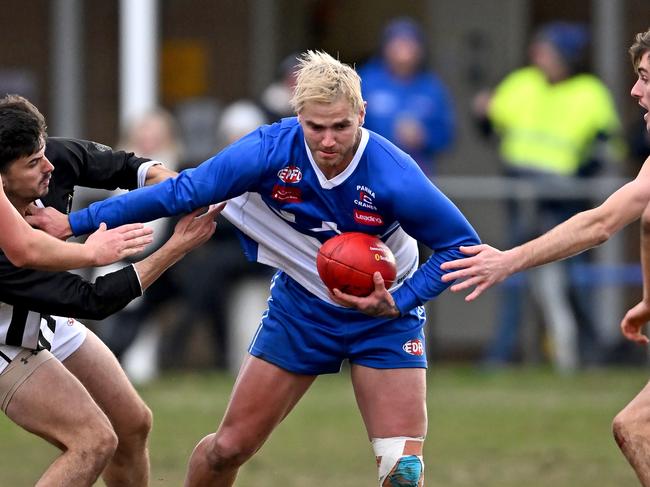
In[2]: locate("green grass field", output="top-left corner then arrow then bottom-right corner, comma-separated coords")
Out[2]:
0,365 -> 647,486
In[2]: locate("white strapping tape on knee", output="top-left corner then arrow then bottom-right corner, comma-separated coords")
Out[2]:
372,436 -> 424,486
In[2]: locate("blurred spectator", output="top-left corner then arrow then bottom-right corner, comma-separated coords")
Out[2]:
474,22 -> 623,371
119,108 -> 185,169
358,17 -> 455,177
259,53 -> 299,121
93,108 -> 185,382
157,100 -> 272,372
217,100 -> 268,146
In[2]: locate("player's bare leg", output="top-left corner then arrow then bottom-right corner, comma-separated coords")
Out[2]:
612,381 -> 650,486
352,365 -> 427,486
184,355 -> 316,487
6,355 -> 117,486
64,330 -> 152,487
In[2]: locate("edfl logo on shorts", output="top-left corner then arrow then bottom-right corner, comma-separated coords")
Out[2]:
402,339 -> 424,356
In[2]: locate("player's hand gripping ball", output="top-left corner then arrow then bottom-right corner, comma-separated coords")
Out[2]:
316,232 -> 397,297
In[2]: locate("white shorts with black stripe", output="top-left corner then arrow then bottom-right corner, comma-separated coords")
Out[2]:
0,316 -> 86,374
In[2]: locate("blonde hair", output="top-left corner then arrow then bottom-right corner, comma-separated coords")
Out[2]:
629,27 -> 650,69
290,50 -> 363,114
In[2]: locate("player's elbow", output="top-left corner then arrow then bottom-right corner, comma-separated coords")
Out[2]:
591,221 -> 613,246
4,245 -> 37,268
585,209 -> 616,246
4,252 -> 28,268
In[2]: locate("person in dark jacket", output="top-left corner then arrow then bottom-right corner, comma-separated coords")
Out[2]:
0,95 -> 220,487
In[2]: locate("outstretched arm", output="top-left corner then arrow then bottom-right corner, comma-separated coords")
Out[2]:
620,201 -> 650,345
0,205 -> 222,321
133,204 -> 222,290
441,164 -> 650,301
0,180 -> 153,270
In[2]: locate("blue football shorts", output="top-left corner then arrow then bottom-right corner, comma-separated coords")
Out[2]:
248,271 -> 427,375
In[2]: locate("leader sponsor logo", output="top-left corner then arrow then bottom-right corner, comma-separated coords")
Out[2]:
271,184 -> 302,203
277,166 -> 302,183
402,339 -> 424,356
354,209 -> 383,226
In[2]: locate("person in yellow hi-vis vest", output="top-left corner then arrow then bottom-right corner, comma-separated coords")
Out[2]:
473,21 -> 623,371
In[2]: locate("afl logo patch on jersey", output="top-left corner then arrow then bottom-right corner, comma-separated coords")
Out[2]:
277,166 -> 302,183
402,339 -> 424,356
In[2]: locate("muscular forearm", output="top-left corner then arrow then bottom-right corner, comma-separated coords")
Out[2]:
0,191 -> 95,270
506,208 -> 610,273
133,239 -> 186,290
507,179 -> 650,273
132,206 -> 218,291
13,228 -> 96,270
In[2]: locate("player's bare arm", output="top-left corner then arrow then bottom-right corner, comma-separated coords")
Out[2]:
13,220 -> 152,270
331,272 -> 400,318
1,181 -> 152,270
134,204 -> 223,290
3,216 -> 152,271
441,167 -> 650,302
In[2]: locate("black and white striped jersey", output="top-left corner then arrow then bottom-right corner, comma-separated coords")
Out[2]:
0,304 -> 56,352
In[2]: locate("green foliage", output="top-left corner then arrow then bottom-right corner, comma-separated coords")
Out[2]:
0,366 -> 645,486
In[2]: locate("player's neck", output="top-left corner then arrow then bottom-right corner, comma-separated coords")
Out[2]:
5,195 -> 29,217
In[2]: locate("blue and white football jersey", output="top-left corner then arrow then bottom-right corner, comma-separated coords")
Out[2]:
70,117 -> 480,313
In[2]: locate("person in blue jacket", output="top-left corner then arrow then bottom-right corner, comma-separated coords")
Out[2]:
358,17 -> 455,177
34,50 -> 479,486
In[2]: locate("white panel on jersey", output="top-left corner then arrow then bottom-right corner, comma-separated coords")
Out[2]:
223,192 -> 329,301
0,304 -> 11,345
222,191 -> 419,306
0,304 -> 45,350
22,311 -> 43,349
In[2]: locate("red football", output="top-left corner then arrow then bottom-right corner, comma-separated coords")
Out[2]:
316,232 -> 397,297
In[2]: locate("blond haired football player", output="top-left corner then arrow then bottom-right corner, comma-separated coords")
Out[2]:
59,50 -> 480,486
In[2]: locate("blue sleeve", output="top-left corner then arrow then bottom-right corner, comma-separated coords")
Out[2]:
69,129 -> 266,235
390,166 -> 479,313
